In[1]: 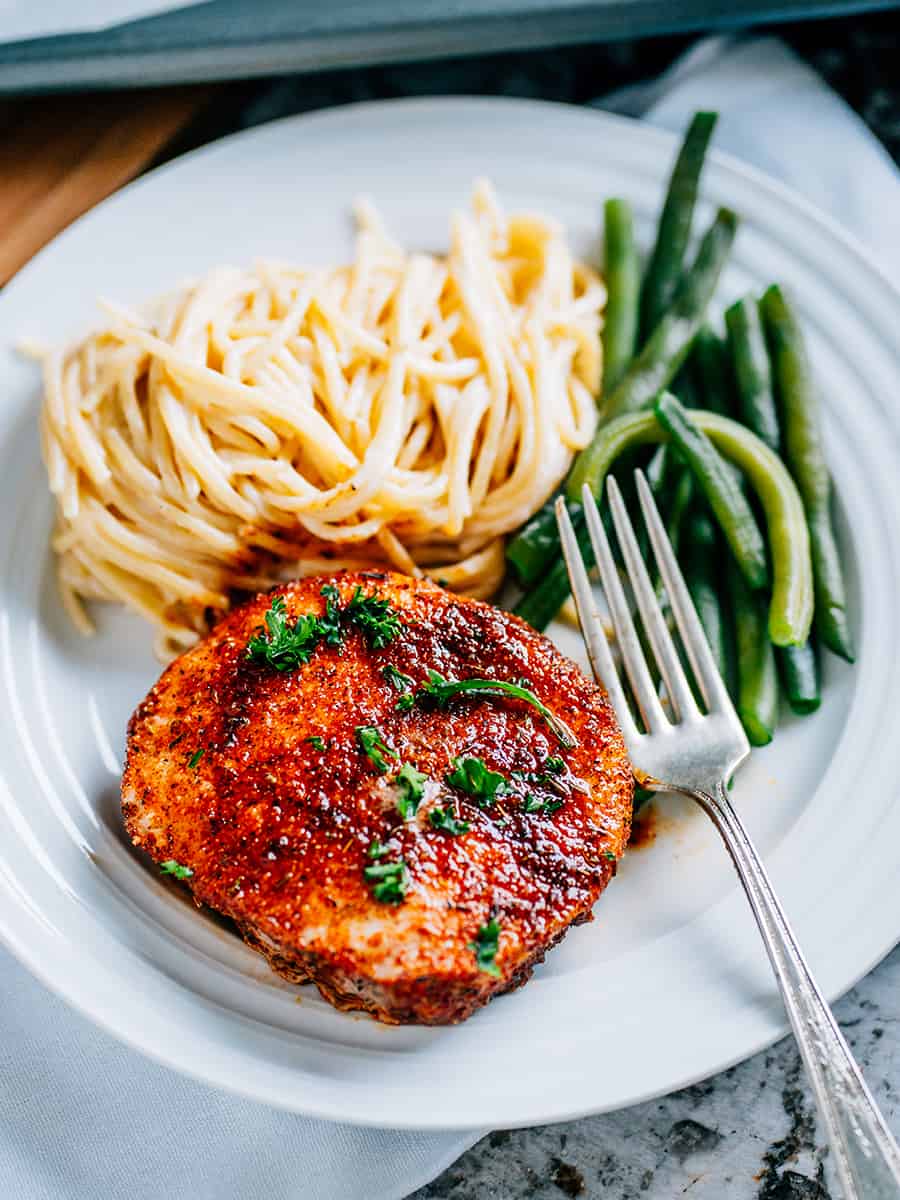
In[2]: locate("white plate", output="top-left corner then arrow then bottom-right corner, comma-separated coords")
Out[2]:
1,98 -> 899,1131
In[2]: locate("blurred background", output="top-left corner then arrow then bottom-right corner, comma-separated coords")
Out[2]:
0,1 -> 897,285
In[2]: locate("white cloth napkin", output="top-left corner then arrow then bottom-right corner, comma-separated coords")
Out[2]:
2,34 -> 898,1200
599,34 -> 900,280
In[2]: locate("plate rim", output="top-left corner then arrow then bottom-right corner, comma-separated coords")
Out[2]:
0,94 -> 899,1130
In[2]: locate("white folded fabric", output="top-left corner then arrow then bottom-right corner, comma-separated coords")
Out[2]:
1,34 -> 897,1200
599,35 -> 900,279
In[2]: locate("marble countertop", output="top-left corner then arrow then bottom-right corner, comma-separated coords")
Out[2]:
412,948 -> 899,1199
189,13 -> 899,1197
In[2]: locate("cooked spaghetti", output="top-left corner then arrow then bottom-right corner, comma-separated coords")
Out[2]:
40,182 -> 604,658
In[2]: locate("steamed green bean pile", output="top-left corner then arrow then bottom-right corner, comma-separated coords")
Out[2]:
509,111 -> 852,747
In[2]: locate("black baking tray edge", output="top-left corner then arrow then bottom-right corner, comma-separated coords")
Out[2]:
0,0 -> 896,93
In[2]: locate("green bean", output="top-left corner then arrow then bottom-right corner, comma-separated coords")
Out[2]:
728,560 -> 779,745
671,361 -> 699,408
640,465 -> 694,611
513,555 -> 574,631
602,208 -> 738,421
565,405 -> 813,647
685,507 -> 733,691
645,444 -> 670,495
778,640 -> 821,715
637,443 -> 671,567
567,409 -> 661,498
506,496 -> 568,586
691,325 -> 733,416
603,199 -> 640,393
665,468 -> 695,557
807,508 -> 853,659
640,111 -> 719,338
507,418 -> 664,589
508,211 -> 738,588
725,297 -> 780,452
653,393 -> 768,591
760,284 -> 853,661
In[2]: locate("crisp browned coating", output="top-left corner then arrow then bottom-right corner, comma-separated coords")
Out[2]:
122,571 -> 633,1024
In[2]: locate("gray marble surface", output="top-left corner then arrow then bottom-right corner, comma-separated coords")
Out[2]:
413,944 -> 900,1199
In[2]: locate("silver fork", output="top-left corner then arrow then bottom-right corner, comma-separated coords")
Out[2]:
557,472 -> 900,1200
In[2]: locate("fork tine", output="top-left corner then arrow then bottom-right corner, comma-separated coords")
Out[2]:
579,485 -> 668,733
634,470 -> 734,715
555,500 -> 638,742
606,476 -> 701,724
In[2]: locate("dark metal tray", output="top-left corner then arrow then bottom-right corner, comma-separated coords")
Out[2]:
0,0 -> 895,93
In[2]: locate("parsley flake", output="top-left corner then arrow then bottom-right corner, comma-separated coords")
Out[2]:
395,763 -> 428,820
445,756 -> 506,806
368,840 -> 389,860
469,918 -> 502,977
343,586 -> 403,649
159,859 -> 193,880
602,850 -> 617,863
306,736 -> 328,751
383,664 -> 414,691
317,584 -> 345,646
522,794 -> 565,816
356,725 -> 399,774
187,749 -> 204,769
247,595 -> 322,671
428,806 -> 471,836
417,670 -> 576,747
247,587 -> 403,673
364,859 -> 409,904
383,664 -> 416,711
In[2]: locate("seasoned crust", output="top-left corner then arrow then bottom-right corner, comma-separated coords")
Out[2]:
122,571 -> 633,1024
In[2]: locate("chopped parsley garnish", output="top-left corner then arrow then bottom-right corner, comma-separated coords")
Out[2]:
356,725 -> 399,774
368,840 -> 389,859
383,663 -> 414,690
159,859 -> 193,880
511,754 -> 573,796
364,859 -> 409,904
383,663 -> 416,711
428,806 -> 471,836
417,670 -> 576,748
247,586 -> 402,672
246,595 -> 323,671
306,736 -> 328,751
317,585 -> 345,646
469,918 -> 502,977
395,762 -> 428,820
522,794 -> 565,816
445,756 -> 506,806
602,850 -> 617,863
187,749 -> 204,769
343,585 -> 403,649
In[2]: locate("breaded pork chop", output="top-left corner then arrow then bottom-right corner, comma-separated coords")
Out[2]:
122,571 -> 633,1025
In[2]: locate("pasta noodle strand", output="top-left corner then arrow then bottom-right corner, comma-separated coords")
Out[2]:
40,182 -> 605,659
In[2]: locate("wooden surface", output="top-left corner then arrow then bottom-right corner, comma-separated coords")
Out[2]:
0,86 -> 213,285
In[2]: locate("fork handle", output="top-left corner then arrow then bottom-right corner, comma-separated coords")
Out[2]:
679,781 -> 900,1199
